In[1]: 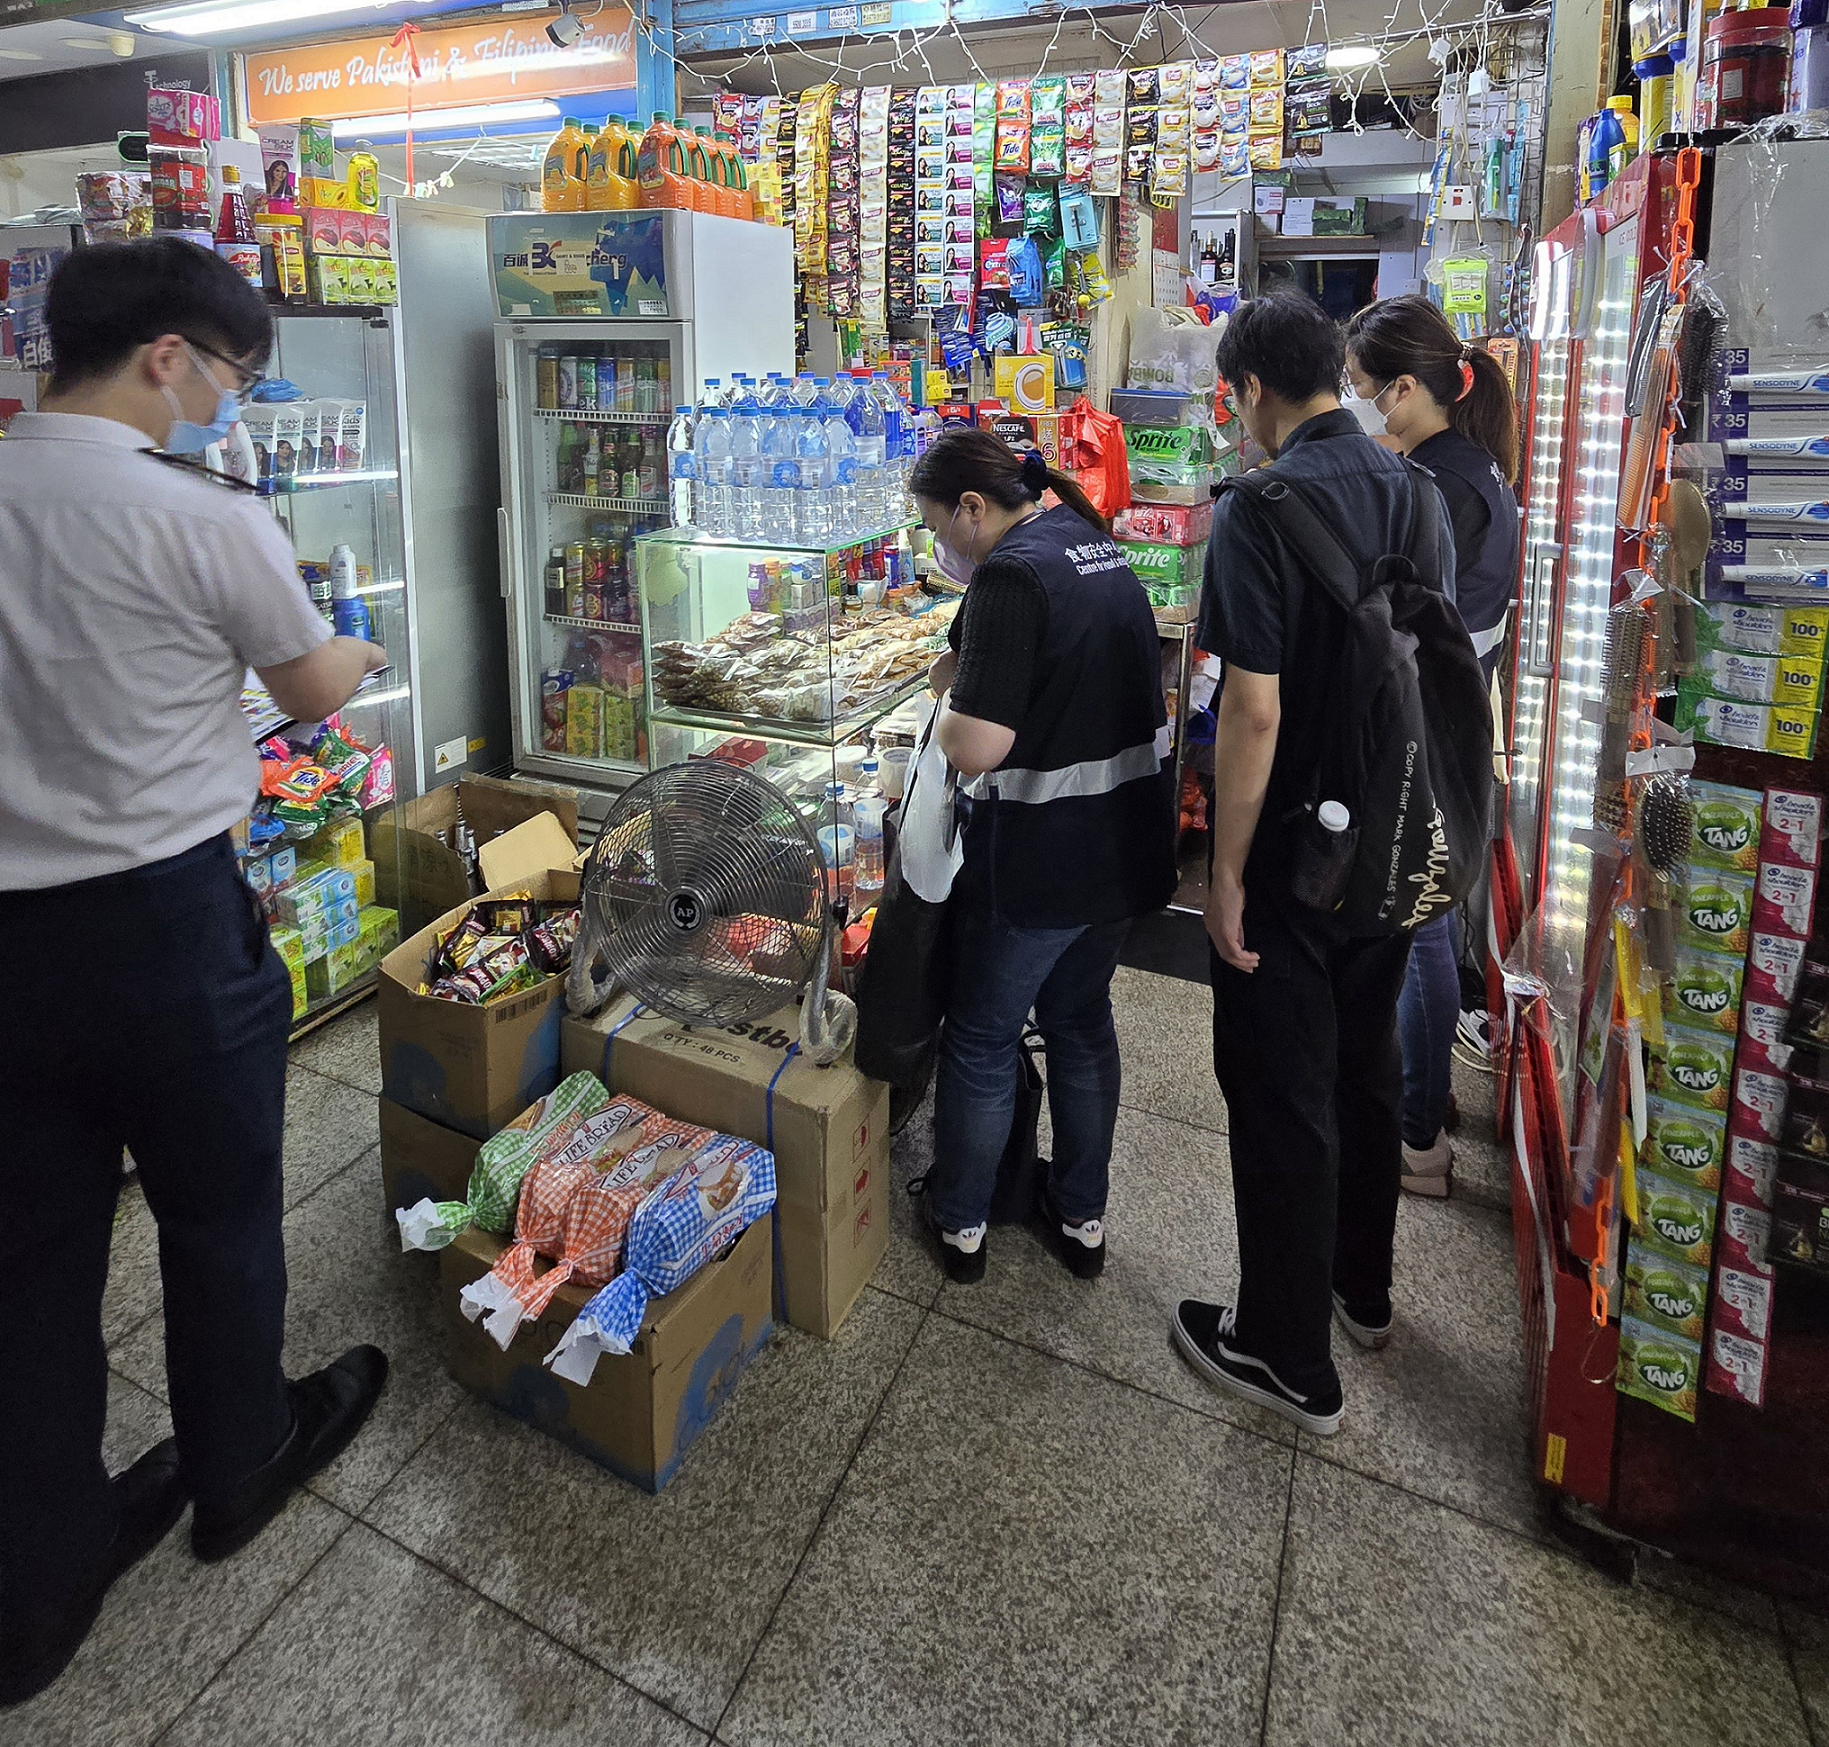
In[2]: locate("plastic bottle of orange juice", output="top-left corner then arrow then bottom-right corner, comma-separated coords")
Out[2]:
637,112 -> 691,209
542,117 -> 588,212
721,139 -> 753,220
587,118 -> 639,210
692,128 -> 730,216
678,119 -> 712,211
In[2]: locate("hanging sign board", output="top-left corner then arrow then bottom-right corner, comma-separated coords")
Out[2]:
242,9 -> 635,127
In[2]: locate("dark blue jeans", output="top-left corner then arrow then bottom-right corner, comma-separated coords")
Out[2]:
1397,910 -> 1459,1149
930,906 -> 1130,1232
0,835 -> 294,1644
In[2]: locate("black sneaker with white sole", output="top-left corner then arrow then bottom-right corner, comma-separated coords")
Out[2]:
1171,1299 -> 1343,1435
910,1177 -> 987,1284
1331,1290 -> 1393,1351
1040,1193 -> 1105,1280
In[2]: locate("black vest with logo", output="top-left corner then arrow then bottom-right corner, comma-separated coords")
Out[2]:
1409,427 -> 1519,652
957,506 -> 1177,927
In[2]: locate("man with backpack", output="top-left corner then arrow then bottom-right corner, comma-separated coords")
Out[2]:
1172,291 -> 1489,1435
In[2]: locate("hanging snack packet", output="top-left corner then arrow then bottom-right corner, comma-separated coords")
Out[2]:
397,1072 -> 622,1251
1250,88 -> 1284,132
1064,143 -> 1093,187
1126,66 -> 1159,106
1221,134 -> 1251,178
1151,150 -> 1189,198
1031,75 -> 1065,120
1023,182 -> 1060,235
995,175 -> 1026,225
1220,55 -> 1250,92
1158,61 -> 1193,105
1127,107 -> 1159,148
1124,142 -> 1153,184
996,78 -> 1031,119
1031,125 -> 1065,178
1195,132 -> 1221,172
1094,68 -> 1127,107
979,236 -> 1011,288
1194,58 -> 1219,96
1249,48 -> 1285,88
546,1135 -> 778,1383
1066,102 -> 1093,144
1065,72 -> 1095,105
1093,105 -> 1125,148
1248,133 -> 1283,171
1089,148 -> 1122,197
994,122 -> 1030,172
1288,41 -> 1329,79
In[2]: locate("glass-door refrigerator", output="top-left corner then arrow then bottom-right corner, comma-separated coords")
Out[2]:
489,210 -> 796,795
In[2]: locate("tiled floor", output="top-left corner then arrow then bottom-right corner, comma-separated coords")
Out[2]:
10,971 -> 1824,1747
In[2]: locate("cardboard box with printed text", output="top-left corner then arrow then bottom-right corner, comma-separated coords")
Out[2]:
563,998 -> 890,1339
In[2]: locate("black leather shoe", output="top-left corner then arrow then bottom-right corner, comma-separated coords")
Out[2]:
0,1438 -> 188,1707
191,1346 -> 388,1564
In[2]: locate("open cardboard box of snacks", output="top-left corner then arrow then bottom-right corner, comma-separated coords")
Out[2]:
371,774 -> 579,936
440,1213 -> 774,1492
377,811 -> 583,1141
563,998 -> 890,1340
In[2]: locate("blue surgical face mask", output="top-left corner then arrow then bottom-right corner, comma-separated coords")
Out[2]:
161,344 -> 242,454
933,503 -> 979,585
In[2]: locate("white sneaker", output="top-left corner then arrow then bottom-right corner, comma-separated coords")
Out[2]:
1401,1133 -> 1453,1198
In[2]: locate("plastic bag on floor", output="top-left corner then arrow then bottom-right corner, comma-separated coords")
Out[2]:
545,1136 -> 777,1384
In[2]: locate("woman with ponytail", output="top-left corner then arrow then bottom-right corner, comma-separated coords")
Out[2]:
904,427 -> 1176,1285
1344,294 -> 1522,1200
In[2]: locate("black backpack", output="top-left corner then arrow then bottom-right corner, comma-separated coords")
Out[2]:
1223,462 -> 1493,934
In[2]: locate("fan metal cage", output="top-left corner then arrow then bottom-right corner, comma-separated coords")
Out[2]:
580,761 -> 830,1028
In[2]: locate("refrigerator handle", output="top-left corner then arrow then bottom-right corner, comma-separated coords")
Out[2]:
1526,542 -> 1561,677
496,505 -> 514,601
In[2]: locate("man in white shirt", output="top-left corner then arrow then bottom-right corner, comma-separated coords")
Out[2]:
0,237 -> 390,1705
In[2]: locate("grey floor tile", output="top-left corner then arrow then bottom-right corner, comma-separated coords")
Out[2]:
288,997 -> 382,1095
110,1149 -> 465,1516
282,1065 -> 380,1209
931,1101 -> 1293,1445
1447,1054 -> 1510,1214
1781,1603 -> 1829,1738
1268,1457 -> 1811,1747
365,1289 -> 924,1730
1110,964 -> 1228,1134
1308,1194 -> 1539,1539
0,1377 -> 349,1747
160,1524 -> 707,1747
881,1087 -> 945,1308
720,1315 -> 1290,1747
1635,1549 -> 1781,1636
102,1183 -> 163,1349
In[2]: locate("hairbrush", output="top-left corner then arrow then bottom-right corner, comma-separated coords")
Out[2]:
1637,774 -> 1694,974
1598,603 -> 1645,786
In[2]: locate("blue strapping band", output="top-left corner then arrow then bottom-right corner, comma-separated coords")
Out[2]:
766,1041 -> 799,1322
596,1000 -> 648,1085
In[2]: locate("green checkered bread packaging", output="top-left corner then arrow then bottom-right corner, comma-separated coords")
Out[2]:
396,1071 -> 612,1252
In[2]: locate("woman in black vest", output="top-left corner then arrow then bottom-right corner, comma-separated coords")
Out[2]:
907,428 -> 1177,1284
1343,295 -> 1521,1198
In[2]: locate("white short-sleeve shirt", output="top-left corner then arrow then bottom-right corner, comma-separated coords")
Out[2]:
0,413 -> 332,890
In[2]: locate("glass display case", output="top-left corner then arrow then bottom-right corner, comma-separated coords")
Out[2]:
238,307 -> 416,1036
630,523 -> 950,891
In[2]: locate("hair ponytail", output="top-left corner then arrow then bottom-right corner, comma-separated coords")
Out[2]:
1344,293 -> 1520,485
907,423 -> 1111,534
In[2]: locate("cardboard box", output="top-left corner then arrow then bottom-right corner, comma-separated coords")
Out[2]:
379,1094 -> 481,1215
563,999 -> 890,1339
377,813 -> 580,1140
370,773 -> 579,937
440,1214 -> 774,1491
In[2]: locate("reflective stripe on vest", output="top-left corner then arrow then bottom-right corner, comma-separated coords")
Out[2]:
1470,610 -> 1510,660
990,724 -> 1173,805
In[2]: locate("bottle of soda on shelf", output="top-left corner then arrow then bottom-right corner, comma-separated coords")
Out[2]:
619,430 -> 640,501
617,354 -> 637,414
638,427 -> 662,501
537,343 -> 559,411
657,356 -> 672,408
636,354 -> 657,415
544,544 -> 566,616
582,428 -> 600,498
214,164 -> 261,288
555,421 -> 578,494
667,405 -> 697,527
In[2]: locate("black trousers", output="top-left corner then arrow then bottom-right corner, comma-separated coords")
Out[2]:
1209,886 -> 1412,1395
0,835 -> 294,1640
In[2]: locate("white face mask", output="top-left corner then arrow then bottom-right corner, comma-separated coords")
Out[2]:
1343,379 -> 1397,438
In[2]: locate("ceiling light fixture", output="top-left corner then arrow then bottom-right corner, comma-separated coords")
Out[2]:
61,36 -> 119,50
123,0 -> 386,37
0,47 -> 45,59
331,99 -> 561,138
1326,44 -> 1382,70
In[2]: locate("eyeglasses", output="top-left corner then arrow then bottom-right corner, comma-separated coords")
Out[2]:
188,340 -> 266,403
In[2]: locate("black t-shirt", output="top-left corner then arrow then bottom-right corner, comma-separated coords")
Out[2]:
946,553 -> 1049,731
1196,409 -> 1457,872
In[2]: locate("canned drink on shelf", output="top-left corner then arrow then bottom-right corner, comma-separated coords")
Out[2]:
558,352 -> 579,410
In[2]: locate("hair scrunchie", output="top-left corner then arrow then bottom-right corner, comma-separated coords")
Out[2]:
1018,446 -> 1050,498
